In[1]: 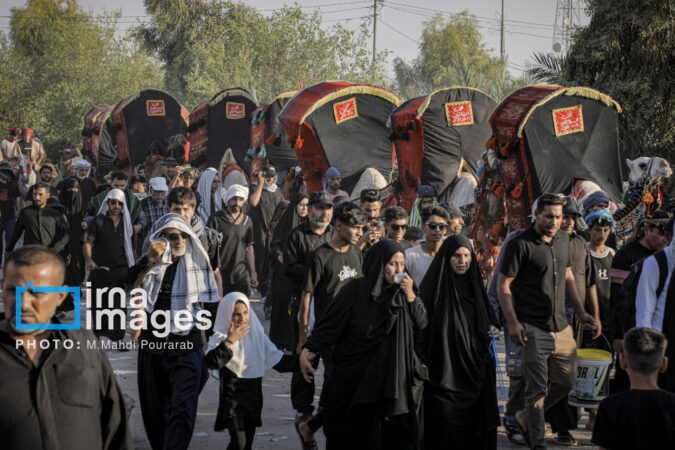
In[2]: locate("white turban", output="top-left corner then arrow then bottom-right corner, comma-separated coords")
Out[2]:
73,158 -> 91,177
225,184 -> 249,203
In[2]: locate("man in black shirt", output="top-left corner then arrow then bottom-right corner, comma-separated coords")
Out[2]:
610,211 -> 671,393
124,215 -> 219,450
249,165 -> 284,298
283,191 -> 335,421
356,188 -> 383,250
294,203 -> 366,445
0,246 -> 132,449
499,193 -> 596,448
82,189 -> 136,341
592,327 -> 675,450
5,182 -> 69,255
383,206 -> 409,248
207,184 -> 255,324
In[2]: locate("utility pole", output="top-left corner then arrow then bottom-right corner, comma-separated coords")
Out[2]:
500,0 -> 505,60
372,0 -> 378,66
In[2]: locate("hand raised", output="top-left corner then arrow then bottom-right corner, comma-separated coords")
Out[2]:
227,322 -> 249,344
147,240 -> 167,264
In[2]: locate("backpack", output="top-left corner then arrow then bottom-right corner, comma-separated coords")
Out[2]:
619,249 -> 668,332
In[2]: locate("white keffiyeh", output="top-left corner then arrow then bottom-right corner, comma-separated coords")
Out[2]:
197,168 -> 223,224
207,292 -> 283,378
97,189 -> 135,267
141,216 -> 219,334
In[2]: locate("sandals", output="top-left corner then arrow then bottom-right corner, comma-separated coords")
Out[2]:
294,416 -> 318,450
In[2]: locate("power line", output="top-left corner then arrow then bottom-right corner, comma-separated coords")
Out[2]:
378,18 -> 419,44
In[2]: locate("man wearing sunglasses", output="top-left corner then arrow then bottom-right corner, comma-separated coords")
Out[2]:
404,205 -> 450,287
82,189 -> 136,342
383,206 -> 410,248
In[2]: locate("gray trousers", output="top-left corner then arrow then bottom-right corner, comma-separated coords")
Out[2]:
520,324 -> 577,448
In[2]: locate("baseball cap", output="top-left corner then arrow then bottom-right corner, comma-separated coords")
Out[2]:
308,191 -> 333,208
417,185 -> 436,198
149,177 -> 169,192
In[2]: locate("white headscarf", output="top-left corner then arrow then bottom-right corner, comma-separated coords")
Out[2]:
208,292 -> 283,378
197,168 -> 223,224
141,215 -> 219,334
225,184 -> 249,203
97,189 -> 135,266
73,157 -> 92,177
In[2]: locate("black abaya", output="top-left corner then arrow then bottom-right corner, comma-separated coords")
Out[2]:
60,177 -> 85,288
269,193 -> 308,350
304,239 -> 428,450
418,234 -> 500,449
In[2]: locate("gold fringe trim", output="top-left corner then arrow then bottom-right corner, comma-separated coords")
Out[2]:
416,86 -> 492,120
209,89 -> 257,107
297,85 -> 402,125
516,85 -> 622,138
272,90 -> 298,103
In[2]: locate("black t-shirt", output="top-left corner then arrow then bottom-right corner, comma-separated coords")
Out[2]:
303,243 -> 363,321
82,214 -> 129,269
207,211 -> 254,287
0,180 -> 19,221
592,389 -> 675,450
590,247 -> 615,332
500,225 -> 572,332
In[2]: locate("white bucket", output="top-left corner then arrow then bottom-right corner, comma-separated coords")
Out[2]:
568,348 -> 613,409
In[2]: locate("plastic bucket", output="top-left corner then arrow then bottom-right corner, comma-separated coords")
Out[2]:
568,348 -> 613,409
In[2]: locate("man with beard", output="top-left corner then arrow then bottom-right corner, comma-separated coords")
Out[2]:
25,165 -> 58,204
207,184 -> 256,325
440,202 -> 465,237
72,158 -> 97,206
0,245 -> 132,449
124,216 -> 219,450
357,189 -> 383,251
408,184 -> 437,228
197,168 -> 222,224
83,189 -> 136,343
295,202 -> 366,447
283,191 -> 335,424
498,193 -> 596,449
142,187 -> 223,298
323,167 -> 348,201
5,183 -> 69,256
249,166 -> 284,299
86,171 -> 141,225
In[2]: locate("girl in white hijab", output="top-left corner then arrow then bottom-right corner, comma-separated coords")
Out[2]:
205,292 -> 300,449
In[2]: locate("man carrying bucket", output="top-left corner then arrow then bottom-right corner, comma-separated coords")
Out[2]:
498,193 -> 596,449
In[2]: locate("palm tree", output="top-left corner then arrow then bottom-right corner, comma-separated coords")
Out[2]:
527,51 -> 566,84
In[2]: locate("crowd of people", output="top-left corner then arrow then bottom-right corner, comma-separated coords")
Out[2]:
0,130 -> 673,450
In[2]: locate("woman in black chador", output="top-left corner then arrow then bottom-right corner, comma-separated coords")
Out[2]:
300,239 -> 428,450
419,234 -> 500,449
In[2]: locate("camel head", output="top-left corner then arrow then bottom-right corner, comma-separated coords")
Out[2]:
626,157 -> 672,184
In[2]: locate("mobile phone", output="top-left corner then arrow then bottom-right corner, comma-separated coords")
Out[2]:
394,272 -> 407,284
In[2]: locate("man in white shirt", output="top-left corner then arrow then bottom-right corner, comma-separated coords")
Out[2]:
405,205 -> 450,286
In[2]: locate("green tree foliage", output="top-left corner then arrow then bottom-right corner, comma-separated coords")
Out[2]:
0,0 -> 162,155
564,0 -> 674,160
393,12 -> 531,102
139,1 -> 388,107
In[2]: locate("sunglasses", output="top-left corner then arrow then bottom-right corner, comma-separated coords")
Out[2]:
108,199 -> 123,206
390,224 -> 408,232
163,231 -> 190,241
426,222 -> 448,230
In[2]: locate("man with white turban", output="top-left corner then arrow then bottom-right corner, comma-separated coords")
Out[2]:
72,157 -> 97,205
82,188 -> 135,341
122,214 -> 219,450
197,168 -> 223,224
206,184 -> 256,334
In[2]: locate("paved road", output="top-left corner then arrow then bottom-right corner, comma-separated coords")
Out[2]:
2,294 -> 597,449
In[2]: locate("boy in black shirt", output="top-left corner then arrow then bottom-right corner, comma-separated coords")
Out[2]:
295,202 -> 367,446
592,327 -> 675,450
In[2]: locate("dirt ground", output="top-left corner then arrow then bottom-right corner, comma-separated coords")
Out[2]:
2,295 -> 597,449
